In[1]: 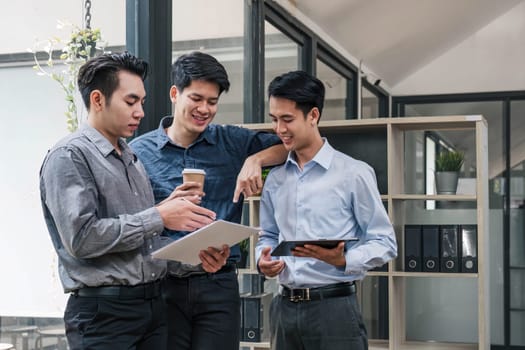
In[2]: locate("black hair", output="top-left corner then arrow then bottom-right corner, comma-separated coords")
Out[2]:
267,70 -> 325,121
171,51 -> 230,95
77,51 -> 149,110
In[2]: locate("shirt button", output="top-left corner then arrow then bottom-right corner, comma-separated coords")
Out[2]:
149,245 -> 153,249
134,191 -> 138,196
151,273 -> 156,278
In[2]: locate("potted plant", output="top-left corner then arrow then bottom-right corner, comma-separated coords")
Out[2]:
30,21 -> 106,132
435,150 -> 465,194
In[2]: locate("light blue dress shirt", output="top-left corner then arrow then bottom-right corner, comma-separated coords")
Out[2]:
255,139 -> 397,288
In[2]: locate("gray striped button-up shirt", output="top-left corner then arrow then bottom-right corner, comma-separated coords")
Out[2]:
40,124 -> 167,292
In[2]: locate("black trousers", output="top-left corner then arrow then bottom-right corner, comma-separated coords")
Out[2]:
270,293 -> 368,350
163,270 -> 240,350
64,293 -> 167,350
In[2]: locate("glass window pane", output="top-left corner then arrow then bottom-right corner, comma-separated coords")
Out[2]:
172,0 -> 244,124
264,21 -> 300,122
510,99 -> 525,346
360,276 -> 389,340
362,85 -> 379,119
406,278 -> 478,342
403,101 -> 505,344
316,59 -> 347,120
511,311 -> 525,346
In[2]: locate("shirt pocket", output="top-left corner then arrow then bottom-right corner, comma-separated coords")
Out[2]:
202,165 -> 238,201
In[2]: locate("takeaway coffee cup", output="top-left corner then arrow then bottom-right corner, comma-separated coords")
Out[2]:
182,168 -> 206,190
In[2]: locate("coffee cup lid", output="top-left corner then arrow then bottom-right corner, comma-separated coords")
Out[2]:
182,168 -> 206,175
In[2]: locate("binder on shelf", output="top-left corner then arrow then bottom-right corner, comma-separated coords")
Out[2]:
241,292 -> 273,342
460,225 -> 478,273
404,225 -> 422,272
239,296 -> 244,340
422,225 -> 439,272
240,273 -> 265,295
440,225 -> 459,272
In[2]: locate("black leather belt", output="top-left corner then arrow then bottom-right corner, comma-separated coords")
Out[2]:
168,262 -> 237,279
73,280 -> 161,299
281,282 -> 355,302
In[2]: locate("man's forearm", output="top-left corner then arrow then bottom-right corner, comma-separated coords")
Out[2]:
248,143 -> 287,167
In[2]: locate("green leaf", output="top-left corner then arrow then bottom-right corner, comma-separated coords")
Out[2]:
435,151 -> 465,172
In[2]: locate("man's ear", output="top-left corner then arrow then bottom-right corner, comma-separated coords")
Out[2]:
90,90 -> 105,111
169,85 -> 179,103
309,107 -> 320,125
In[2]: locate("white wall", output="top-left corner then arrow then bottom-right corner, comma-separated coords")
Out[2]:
0,65 -> 70,317
2,1 -> 126,54
392,2 -> 525,95
1,0 -> 127,318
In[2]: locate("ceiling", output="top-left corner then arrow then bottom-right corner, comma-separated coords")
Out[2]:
287,0 -> 523,87
279,0 -> 525,178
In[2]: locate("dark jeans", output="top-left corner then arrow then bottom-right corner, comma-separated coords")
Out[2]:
64,293 -> 167,350
163,270 -> 240,350
270,293 -> 368,350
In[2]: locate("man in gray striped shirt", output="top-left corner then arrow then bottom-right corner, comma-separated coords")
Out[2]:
39,52 -> 215,350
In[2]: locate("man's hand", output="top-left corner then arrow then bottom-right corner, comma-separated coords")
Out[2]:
233,155 -> 263,203
160,181 -> 205,205
199,244 -> 230,273
292,242 -> 346,267
258,247 -> 285,277
156,197 -> 216,231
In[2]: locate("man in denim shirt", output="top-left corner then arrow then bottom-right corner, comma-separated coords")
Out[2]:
130,51 -> 286,349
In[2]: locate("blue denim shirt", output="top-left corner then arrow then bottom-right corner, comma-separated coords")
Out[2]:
130,116 -> 281,271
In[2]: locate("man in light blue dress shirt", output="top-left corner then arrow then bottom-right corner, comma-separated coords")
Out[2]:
255,70 -> 397,350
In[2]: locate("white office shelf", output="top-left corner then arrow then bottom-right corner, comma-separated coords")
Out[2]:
240,116 -> 489,350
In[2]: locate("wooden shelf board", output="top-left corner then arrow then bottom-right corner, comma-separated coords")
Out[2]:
394,341 -> 478,350
367,271 -> 390,277
240,341 -> 270,348
391,272 -> 478,278
389,115 -> 483,130
391,194 -> 476,201
369,340 -> 389,350
238,116 -> 485,133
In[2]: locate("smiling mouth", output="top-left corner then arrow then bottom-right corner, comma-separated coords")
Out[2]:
192,115 -> 208,122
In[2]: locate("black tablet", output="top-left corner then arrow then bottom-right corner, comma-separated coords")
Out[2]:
270,238 -> 358,256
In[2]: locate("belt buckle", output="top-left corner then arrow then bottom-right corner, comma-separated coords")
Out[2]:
289,288 -> 310,302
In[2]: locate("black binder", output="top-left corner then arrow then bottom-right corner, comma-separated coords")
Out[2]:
404,225 -> 422,272
440,225 -> 459,272
240,273 -> 265,295
460,225 -> 478,273
422,225 -> 440,272
241,293 -> 273,342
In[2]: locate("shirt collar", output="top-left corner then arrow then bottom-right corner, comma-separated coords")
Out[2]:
285,137 -> 334,170
80,123 -> 137,163
154,116 -> 218,150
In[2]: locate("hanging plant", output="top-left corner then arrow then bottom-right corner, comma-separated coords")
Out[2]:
29,21 -> 106,132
